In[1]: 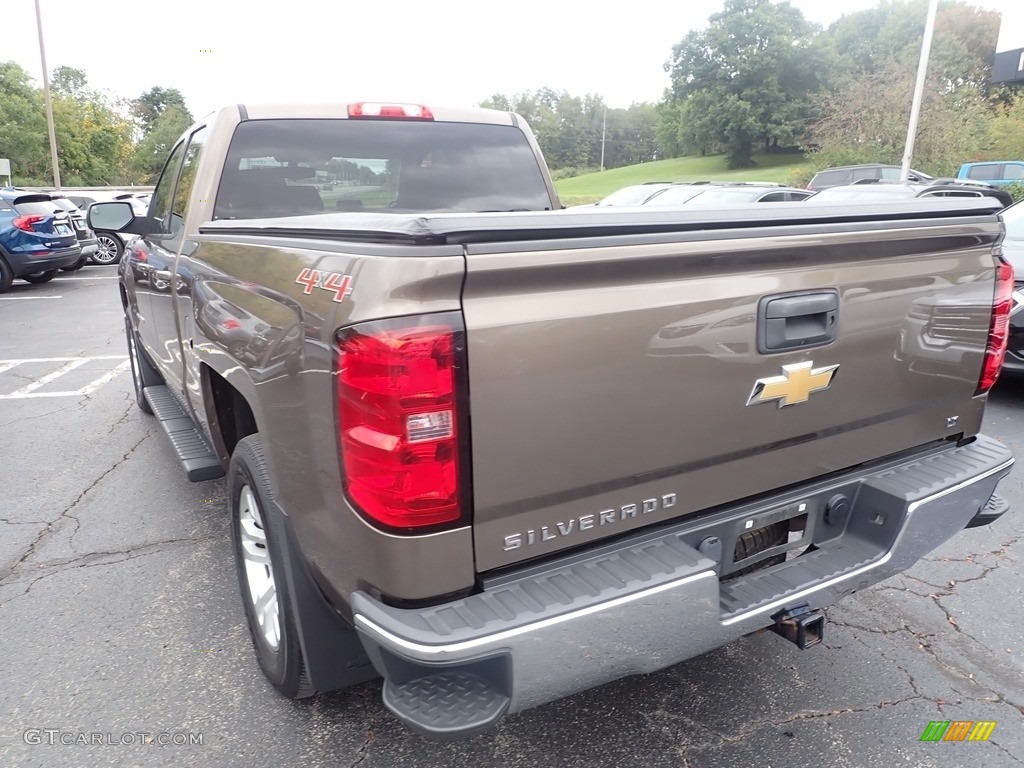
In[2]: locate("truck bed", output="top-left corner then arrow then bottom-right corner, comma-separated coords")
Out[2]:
200,198 -> 1005,572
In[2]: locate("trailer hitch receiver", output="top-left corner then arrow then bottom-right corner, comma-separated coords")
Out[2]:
770,602 -> 824,649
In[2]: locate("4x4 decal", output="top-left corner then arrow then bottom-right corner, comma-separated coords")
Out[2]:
295,269 -> 354,302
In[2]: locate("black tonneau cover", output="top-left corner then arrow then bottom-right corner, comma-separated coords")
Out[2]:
198,198 -> 1003,246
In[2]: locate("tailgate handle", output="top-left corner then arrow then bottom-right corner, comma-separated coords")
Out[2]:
758,291 -> 838,353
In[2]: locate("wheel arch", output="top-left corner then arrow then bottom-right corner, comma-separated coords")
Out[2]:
202,362 -> 259,465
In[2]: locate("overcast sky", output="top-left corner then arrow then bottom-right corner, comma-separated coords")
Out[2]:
4,0 -> 1018,119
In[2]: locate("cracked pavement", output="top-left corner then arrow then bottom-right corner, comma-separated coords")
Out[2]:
1,270 -> 1023,767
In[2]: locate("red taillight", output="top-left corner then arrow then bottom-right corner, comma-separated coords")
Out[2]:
336,313 -> 466,531
12,214 -> 44,232
347,102 -> 434,120
977,259 -> 1015,394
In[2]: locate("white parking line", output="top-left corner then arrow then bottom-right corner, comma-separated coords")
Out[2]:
0,296 -> 63,300
76,360 -> 131,395
6,359 -> 89,396
0,356 -> 127,363
0,356 -> 130,399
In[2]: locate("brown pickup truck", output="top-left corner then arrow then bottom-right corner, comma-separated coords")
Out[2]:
88,102 -> 1016,740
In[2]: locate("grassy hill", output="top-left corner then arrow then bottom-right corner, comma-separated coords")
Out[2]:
555,151 -> 814,206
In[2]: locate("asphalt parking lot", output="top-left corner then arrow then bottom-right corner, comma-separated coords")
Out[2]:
1,269 -> 1022,768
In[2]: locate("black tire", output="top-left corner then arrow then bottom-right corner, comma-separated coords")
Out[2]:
91,232 -> 123,265
0,256 -> 13,293
22,269 -> 59,284
61,256 -> 87,272
229,434 -> 315,699
124,315 -> 162,414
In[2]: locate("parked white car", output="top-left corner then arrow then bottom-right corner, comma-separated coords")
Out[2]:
65,192 -> 149,265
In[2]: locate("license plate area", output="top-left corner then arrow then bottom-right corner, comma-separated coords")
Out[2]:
721,501 -> 815,578
55,224 -> 72,235
675,483 -> 863,581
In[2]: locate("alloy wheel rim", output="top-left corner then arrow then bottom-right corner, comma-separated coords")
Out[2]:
238,485 -> 281,651
94,236 -> 118,264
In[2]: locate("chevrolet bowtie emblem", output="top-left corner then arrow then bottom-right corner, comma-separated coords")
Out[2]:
747,361 -> 839,408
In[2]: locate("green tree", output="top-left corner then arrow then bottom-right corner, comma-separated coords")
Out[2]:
51,65 -> 90,99
0,61 -> 48,183
805,57 -> 991,176
663,0 -> 821,168
822,0 -> 999,90
481,90 -> 658,172
132,86 -> 190,135
132,104 -> 194,183
983,93 -> 1024,161
45,67 -> 136,185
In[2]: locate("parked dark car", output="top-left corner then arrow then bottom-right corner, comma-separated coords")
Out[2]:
48,195 -> 99,270
808,181 -> 1014,208
807,164 -> 933,191
0,190 -> 81,292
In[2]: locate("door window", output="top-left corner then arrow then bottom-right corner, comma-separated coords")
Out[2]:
164,126 -> 209,250
1004,164 -> 1024,180
149,140 -> 188,236
966,164 -> 1001,181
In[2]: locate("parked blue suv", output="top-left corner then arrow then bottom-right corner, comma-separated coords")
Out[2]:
957,161 -> 1024,187
0,190 -> 82,292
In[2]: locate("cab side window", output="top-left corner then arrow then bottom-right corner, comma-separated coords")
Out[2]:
165,126 -> 209,250
149,141 -> 188,235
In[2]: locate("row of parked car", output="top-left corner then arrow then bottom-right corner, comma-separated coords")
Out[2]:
595,165 -> 1017,211
0,188 -> 150,293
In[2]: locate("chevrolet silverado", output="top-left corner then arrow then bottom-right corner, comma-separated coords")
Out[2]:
87,101 -> 1016,740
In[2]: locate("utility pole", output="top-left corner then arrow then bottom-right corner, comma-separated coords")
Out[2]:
34,0 -> 61,190
600,106 -> 607,172
900,0 -> 939,181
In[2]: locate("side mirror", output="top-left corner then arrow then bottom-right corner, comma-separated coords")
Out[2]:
87,201 -> 161,236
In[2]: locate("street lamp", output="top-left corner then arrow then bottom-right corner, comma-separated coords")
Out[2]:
900,0 -> 940,181
34,0 -> 61,190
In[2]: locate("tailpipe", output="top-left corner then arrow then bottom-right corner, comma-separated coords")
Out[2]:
770,602 -> 824,649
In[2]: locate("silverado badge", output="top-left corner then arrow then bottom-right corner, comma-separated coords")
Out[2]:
747,361 -> 839,408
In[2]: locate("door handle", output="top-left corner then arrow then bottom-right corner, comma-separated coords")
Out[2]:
758,290 -> 839,353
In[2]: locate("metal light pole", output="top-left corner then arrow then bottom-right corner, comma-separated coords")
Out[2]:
900,0 -> 940,181
600,106 -> 607,172
34,0 -> 61,190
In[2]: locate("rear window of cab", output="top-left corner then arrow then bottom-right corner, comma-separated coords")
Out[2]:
214,118 -> 553,220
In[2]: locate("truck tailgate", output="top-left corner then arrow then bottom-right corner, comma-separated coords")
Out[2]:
460,208 -> 1003,571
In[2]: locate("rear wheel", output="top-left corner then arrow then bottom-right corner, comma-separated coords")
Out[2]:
61,256 -> 87,272
124,315 -> 162,414
92,233 -> 123,265
22,269 -> 58,284
229,434 -> 315,699
0,256 -> 13,293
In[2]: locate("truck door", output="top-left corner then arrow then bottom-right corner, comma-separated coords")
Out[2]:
129,138 -> 187,381
132,126 -> 208,397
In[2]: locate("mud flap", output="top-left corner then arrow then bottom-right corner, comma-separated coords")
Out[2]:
268,499 -> 379,692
